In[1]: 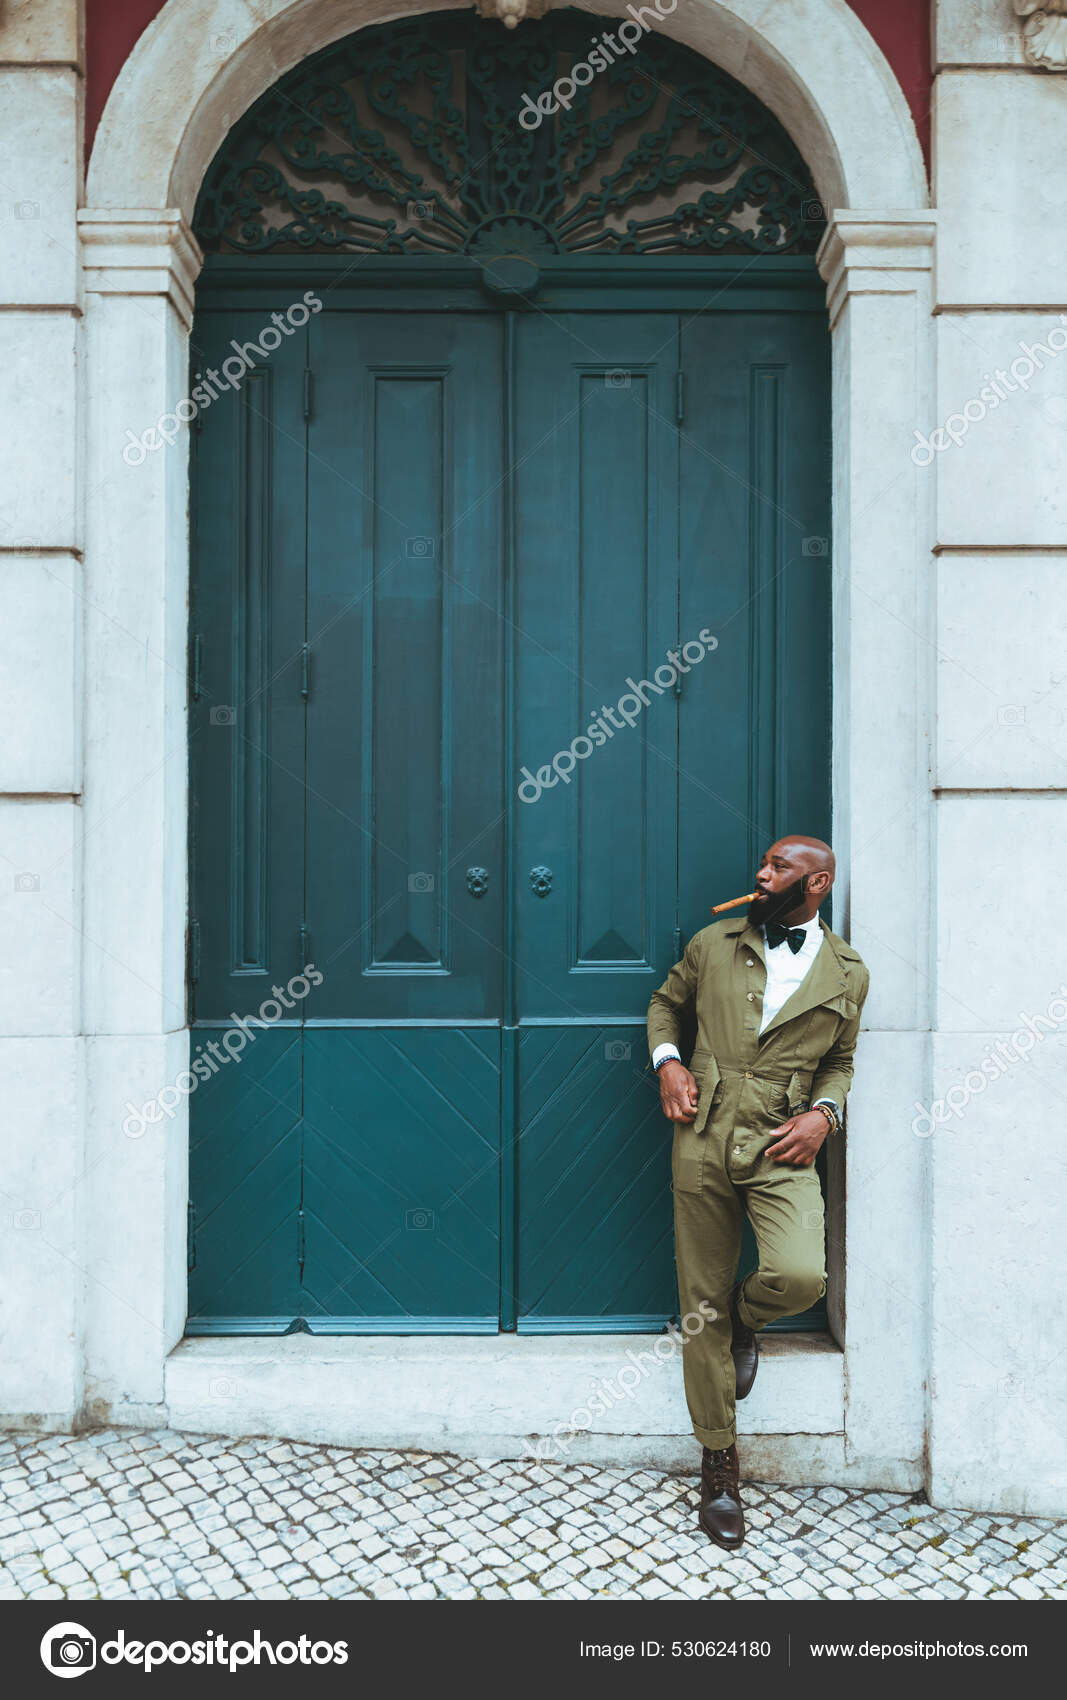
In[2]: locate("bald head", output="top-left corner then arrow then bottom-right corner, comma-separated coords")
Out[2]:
771,835 -> 835,882
748,835 -> 835,927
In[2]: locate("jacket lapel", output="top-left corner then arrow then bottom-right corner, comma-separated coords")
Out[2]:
757,922 -> 847,1043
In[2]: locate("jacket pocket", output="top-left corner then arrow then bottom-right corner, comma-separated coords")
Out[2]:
787,1068 -> 815,1117
798,1002 -> 851,1060
691,1053 -> 722,1135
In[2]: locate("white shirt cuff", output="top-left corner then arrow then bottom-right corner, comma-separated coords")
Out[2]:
652,1044 -> 681,1070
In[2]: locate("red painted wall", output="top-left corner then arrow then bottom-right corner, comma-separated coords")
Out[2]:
85,0 -> 931,175
849,0 -> 931,162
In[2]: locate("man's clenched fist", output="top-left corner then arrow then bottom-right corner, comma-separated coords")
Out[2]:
657,1059 -> 699,1123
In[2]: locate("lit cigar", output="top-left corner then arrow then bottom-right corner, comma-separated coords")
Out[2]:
711,890 -> 757,914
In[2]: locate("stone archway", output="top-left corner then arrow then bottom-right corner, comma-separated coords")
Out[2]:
87,0 -> 927,216
78,0 -> 934,1492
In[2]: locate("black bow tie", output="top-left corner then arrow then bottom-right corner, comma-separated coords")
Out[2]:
765,921 -> 806,954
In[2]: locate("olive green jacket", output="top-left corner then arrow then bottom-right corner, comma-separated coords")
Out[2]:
647,917 -> 870,1136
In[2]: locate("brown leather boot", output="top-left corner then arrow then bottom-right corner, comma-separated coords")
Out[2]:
699,1444 -> 745,1550
730,1285 -> 759,1400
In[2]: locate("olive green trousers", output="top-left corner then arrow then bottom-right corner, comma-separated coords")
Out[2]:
671,1069 -> 828,1449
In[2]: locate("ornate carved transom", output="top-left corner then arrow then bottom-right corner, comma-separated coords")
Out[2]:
194,9 -> 825,259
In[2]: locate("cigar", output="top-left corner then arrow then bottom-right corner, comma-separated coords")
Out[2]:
711,890 -> 757,914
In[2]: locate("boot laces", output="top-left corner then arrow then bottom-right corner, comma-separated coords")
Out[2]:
703,1446 -> 738,1497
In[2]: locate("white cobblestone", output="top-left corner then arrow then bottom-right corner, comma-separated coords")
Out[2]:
0,1429 -> 1063,1600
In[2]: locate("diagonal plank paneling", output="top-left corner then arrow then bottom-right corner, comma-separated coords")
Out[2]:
301,1028 -> 501,1328
516,1024 -> 675,1329
187,1028 -> 302,1329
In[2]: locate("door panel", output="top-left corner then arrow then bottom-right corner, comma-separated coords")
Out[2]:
294,314 -> 506,1325
301,1027 -> 501,1329
511,314 -> 680,1324
190,314 -> 307,1016
677,314 -> 832,931
512,315 -> 680,1020
187,1027 -> 302,1329
304,314 -> 505,1022
516,1025 -> 672,1330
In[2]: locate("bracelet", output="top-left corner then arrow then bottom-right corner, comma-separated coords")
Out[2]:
811,1102 -> 839,1135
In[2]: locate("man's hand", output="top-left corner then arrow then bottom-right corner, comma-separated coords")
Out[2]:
657,1060 -> 699,1123
763,1110 -> 828,1167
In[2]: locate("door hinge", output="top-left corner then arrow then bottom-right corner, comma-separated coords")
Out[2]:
676,370 -> 685,426
297,1208 -> 306,1279
299,922 -> 310,969
672,924 -> 683,960
190,632 -> 203,702
187,1201 -> 197,1273
303,369 -> 313,420
301,642 -> 310,700
188,918 -> 201,983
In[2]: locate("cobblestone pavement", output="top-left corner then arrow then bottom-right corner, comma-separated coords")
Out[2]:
1,1429 -> 1064,1602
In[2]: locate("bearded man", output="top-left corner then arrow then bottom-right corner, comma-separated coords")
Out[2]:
647,836 -> 869,1551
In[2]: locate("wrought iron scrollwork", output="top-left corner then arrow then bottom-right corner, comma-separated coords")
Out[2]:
194,10 -> 825,260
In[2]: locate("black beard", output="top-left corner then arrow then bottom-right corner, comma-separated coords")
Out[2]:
748,876 -> 807,928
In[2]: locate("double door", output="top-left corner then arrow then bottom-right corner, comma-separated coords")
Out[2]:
188,295 -> 830,1331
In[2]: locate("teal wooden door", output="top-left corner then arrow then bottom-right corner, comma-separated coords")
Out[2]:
187,288 -> 831,1333
301,313 -> 506,1328
512,314 -> 681,1327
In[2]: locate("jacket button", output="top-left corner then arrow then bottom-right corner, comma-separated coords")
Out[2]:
746,992 -> 755,1001
745,1071 -> 753,1078
746,959 -> 754,967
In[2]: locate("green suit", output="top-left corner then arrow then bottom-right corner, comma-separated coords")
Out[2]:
647,915 -> 869,1448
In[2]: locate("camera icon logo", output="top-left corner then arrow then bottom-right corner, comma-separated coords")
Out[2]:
605,369 -> 631,389
408,871 -> 434,893
802,536 -> 829,558
405,537 -> 435,558
802,199 -> 826,223
40,1622 -> 96,1678
604,1040 -> 631,1061
210,705 -> 236,726
406,1207 -> 435,1231
996,704 -> 1025,728
14,871 -> 40,892
15,200 -> 40,220
406,200 -> 435,220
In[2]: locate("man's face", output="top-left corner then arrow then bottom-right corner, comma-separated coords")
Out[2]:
748,843 -> 811,926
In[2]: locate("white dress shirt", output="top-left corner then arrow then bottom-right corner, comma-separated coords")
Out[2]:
652,914 -> 839,1115
756,911 -> 824,1033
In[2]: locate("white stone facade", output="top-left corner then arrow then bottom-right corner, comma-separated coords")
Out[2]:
0,0 -> 1064,1517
